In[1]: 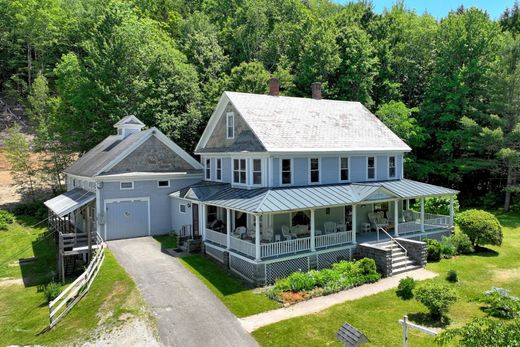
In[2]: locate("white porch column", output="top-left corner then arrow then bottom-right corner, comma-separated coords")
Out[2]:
201,204 -> 206,240
352,205 -> 357,244
406,199 -> 410,210
394,200 -> 399,236
420,198 -> 425,232
310,209 -> 316,251
449,195 -> 454,225
255,215 -> 261,261
226,208 -> 231,250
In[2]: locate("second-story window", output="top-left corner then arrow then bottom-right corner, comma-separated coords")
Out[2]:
226,112 -> 234,139
205,158 -> 211,180
310,158 -> 320,183
281,159 -> 292,185
389,156 -> 396,178
233,159 -> 246,184
367,156 -> 375,180
252,159 -> 262,185
340,157 -> 349,181
216,158 -> 222,181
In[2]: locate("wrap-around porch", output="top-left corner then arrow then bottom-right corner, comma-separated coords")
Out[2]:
203,196 -> 455,261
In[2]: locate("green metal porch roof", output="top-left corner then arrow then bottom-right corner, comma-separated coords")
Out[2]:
170,179 -> 458,214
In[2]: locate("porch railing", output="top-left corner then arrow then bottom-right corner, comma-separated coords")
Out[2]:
261,237 -> 311,258
230,236 -> 255,258
398,211 -> 451,235
205,228 -> 227,247
315,231 -> 352,249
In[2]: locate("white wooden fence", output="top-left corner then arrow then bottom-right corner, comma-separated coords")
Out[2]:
315,231 -> 352,248
261,237 -> 311,258
49,242 -> 106,328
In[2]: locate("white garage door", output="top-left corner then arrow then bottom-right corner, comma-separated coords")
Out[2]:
105,198 -> 150,240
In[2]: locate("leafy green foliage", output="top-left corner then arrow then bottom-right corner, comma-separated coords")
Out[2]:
411,196 -> 460,216
456,209 -> 503,247
450,232 -> 474,254
270,258 -> 380,302
480,288 -> 520,319
43,282 -> 61,303
376,101 -> 425,147
446,269 -> 458,283
0,210 -> 15,230
396,276 -> 415,300
12,200 -> 47,220
414,282 -> 457,319
437,318 -> 520,346
426,239 -> 442,261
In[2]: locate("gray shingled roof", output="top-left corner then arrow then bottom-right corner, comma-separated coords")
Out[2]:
44,188 -> 95,217
170,179 -> 457,214
64,129 -> 152,177
224,92 -> 411,152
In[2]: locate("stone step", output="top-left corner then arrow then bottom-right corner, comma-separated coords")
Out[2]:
392,265 -> 422,276
393,258 -> 417,268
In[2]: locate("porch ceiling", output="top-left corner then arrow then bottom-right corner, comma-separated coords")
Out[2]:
171,179 -> 458,214
44,188 -> 95,217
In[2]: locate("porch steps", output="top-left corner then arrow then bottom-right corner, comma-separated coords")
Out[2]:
375,241 -> 422,275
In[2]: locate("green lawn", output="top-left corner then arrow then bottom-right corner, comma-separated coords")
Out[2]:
180,255 -> 281,317
0,216 -> 153,346
153,234 -> 177,249
252,211 -> 520,347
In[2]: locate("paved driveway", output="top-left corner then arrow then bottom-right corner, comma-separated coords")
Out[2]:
108,237 -> 258,347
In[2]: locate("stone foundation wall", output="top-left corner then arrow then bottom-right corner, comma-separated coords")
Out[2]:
356,244 -> 393,277
395,238 -> 427,266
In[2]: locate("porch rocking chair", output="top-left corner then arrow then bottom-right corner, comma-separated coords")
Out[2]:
324,222 -> 337,234
281,225 -> 293,240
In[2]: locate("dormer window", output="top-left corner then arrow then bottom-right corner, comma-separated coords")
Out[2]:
205,158 -> 211,180
389,156 -> 396,178
367,156 -> 375,180
226,112 -> 235,139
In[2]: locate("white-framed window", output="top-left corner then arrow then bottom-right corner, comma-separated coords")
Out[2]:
205,158 -> 211,180
252,159 -> 262,185
120,181 -> 134,190
72,179 -> 76,187
157,180 -> 170,188
367,156 -> 375,180
233,158 -> 247,184
340,157 -> 350,181
226,112 -> 234,139
216,158 -> 222,181
309,158 -> 320,183
388,156 -> 396,178
281,159 -> 292,185
179,204 -> 187,213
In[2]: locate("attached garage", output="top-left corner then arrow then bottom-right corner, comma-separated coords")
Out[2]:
105,197 -> 150,240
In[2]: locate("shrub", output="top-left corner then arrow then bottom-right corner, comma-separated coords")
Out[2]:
43,282 -> 62,303
436,318 -> 520,347
313,268 -> 340,287
480,288 -> 520,319
286,271 -> 316,292
331,260 -> 354,275
426,239 -> 442,261
273,278 -> 291,292
354,257 -> 377,275
414,282 -> 457,319
456,209 -> 502,247
396,276 -> 416,300
13,200 -> 47,220
446,270 -> 458,283
439,237 -> 456,258
0,210 -> 15,230
450,233 -> 474,254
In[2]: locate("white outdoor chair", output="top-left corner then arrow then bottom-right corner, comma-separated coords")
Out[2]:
281,225 -> 293,240
368,212 -> 388,231
235,226 -> 246,238
336,224 -> 347,233
262,228 -> 274,242
246,228 -> 255,239
324,222 -> 337,234
403,210 -> 415,222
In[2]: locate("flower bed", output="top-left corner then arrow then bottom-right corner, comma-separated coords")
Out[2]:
267,257 -> 381,304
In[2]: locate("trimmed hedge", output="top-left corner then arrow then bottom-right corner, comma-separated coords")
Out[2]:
269,258 -> 381,302
456,209 -> 503,247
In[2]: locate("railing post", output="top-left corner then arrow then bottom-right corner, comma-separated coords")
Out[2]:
406,199 -> 410,210
394,200 -> 399,236
352,205 -> 357,244
449,195 -> 454,226
420,198 -> 425,232
226,208 -> 231,250
255,215 -> 261,261
310,209 -> 316,251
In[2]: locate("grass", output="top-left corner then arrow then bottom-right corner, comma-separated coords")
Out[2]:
153,234 -> 177,249
179,255 -> 280,317
251,211 -> 520,347
0,216 -> 153,346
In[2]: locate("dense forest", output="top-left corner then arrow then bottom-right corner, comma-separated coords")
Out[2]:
0,0 -> 519,210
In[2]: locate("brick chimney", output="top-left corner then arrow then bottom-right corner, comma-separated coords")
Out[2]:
311,82 -> 322,100
269,78 -> 280,96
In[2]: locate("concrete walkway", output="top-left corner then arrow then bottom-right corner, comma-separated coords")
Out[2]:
239,268 -> 437,332
108,237 -> 258,347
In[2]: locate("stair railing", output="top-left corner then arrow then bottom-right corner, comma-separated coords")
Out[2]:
378,227 -> 407,258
